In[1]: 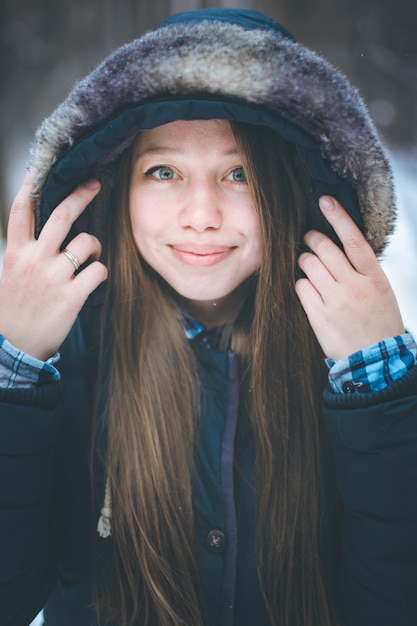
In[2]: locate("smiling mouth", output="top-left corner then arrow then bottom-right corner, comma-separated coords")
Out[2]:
171,245 -> 234,267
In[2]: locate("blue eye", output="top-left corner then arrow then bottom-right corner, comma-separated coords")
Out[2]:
227,167 -> 246,182
145,166 -> 177,180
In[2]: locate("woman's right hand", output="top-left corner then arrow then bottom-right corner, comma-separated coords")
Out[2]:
0,171 -> 108,361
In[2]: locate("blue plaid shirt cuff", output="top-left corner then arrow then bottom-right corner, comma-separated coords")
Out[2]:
326,333 -> 417,394
0,335 -> 60,389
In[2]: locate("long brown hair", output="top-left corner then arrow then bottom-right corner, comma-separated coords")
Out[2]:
234,123 -> 341,626
95,121 -> 341,625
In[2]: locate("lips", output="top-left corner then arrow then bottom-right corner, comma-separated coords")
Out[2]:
171,244 -> 234,267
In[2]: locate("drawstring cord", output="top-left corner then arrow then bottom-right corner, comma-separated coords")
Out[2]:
97,479 -> 112,538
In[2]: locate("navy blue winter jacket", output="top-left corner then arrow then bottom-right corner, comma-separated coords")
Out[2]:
0,308 -> 417,626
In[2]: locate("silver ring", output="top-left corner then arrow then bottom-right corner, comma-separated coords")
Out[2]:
62,247 -> 80,274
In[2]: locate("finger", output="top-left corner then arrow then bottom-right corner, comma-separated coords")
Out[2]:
6,170 -> 37,247
319,196 -> 378,275
59,232 -> 103,277
70,260 -> 108,303
303,229 -> 354,283
298,251 -> 335,299
295,276 -> 324,309
38,180 -> 100,251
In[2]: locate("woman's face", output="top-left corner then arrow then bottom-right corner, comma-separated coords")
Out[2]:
129,119 -> 262,325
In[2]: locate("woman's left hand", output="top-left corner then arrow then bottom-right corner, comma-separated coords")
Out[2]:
295,196 -> 404,360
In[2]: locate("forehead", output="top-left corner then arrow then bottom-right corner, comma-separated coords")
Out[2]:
135,119 -> 238,154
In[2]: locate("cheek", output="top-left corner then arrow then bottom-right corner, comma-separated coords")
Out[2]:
246,205 -> 263,259
129,211 -> 143,250
128,192 -> 156,249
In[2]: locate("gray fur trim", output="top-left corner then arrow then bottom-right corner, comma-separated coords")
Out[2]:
29,18 -> 395,254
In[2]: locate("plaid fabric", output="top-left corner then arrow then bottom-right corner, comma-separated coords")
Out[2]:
327,333 -> 417,394
181,309 -> 229,350
0,335 -> 60,389
181,310 -> 206,340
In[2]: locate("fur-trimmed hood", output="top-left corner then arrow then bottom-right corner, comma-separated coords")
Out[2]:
29,8 -> 395,254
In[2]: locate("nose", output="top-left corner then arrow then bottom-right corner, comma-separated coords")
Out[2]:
179,180 -> 222,232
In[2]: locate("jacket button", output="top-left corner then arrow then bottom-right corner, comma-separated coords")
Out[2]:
206,530 -> 227,554
342,381 -> 357,394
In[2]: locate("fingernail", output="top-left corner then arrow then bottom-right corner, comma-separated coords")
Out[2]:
320,196 -> 335,211
85,179 -> 100,190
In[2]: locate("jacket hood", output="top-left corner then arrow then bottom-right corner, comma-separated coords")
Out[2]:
29,8 -> 395,255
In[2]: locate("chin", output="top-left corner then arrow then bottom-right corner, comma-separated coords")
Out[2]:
176,290 -> 233,304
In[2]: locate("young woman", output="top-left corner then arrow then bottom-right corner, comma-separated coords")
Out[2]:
0,8 -> 416,626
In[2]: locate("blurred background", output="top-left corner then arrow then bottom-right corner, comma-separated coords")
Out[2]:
1,0 -> 416,335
